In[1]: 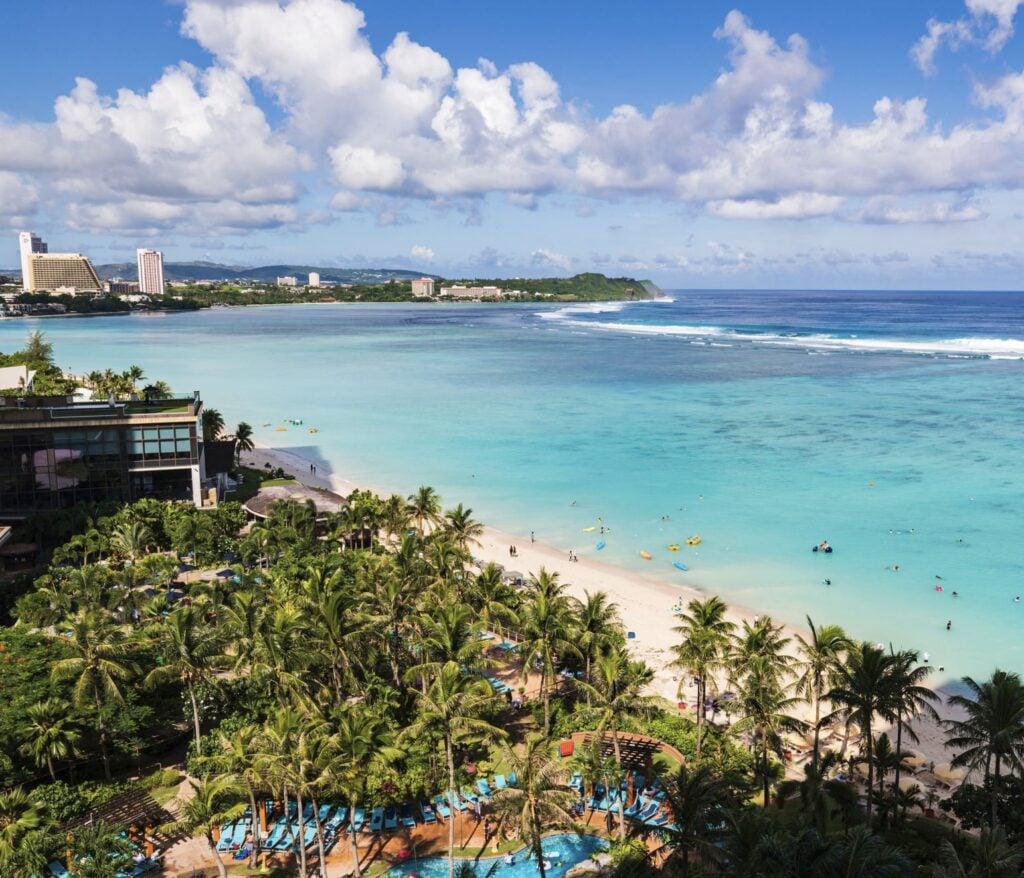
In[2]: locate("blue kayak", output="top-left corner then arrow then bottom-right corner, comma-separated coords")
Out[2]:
673,561 -> 689,572
595,540 -> 606,550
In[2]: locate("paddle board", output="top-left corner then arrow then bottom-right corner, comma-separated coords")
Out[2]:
595,540 -> 606,550
673,561 -> 689,572
582,526 -> 596,533
640,550 -> 652,560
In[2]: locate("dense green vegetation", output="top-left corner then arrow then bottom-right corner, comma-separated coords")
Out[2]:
11,292 -> 134,315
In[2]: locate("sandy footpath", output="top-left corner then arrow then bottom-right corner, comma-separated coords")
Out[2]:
240,444 -> 963,771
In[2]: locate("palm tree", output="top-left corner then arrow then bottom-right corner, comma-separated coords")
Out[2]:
933,825 -> 1024,878
576,590 -> 621,698
660,763 -> 731,876
945,670 -> 1024,827
887,649 -> 938,807
577,648 -> 658,838
826,641 -> 900,820
126,364 -> 145,391
518,568 -> 582,736
672,596 -> 735,762
71,820 -> 134,878
777,750 -> 860,834
407,485 -> 442,534
50,609 -> 135,780
145,606 -> 226,754
212,724 -> 264,868
18,698 -> 81,781
0,787 -> 47,873
443,503 -> 484,549
201,408 -> 226,443
167,776 -> 245,878
333,703 -> 402,878
467,562 -> 518,634
794,618 -> 849,770
108,520 -> 154,564
233,422 -> 254,464
491,735 -> 579,878
405,662 -> 505,878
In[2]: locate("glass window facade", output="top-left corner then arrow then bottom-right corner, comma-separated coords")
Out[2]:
0,419 -> 198,515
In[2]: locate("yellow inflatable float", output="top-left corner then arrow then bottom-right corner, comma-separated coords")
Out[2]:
686,535 -> 702,546
668,543 -> 681,551
639,550 -> 652,560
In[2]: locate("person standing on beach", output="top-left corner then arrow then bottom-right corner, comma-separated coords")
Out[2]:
530,531 -> 535,543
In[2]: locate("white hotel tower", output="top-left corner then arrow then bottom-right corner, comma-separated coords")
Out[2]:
136,249 -> 165,295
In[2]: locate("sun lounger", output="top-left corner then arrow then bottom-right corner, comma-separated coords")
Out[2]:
384,806 -> 398,830
400,803 -> 417,827
318,804 -> 334,823
48,862 -> 70,878
292,825 -> 317,851
461,786 -> 480,804
635,801 -> 659,822
493,774 -> 508,790
351,806 -> 365,832
325,807 -> 347,832
433,795 -> 451,819
647,812 -> 669,827
588,784 -> 605,810
419,799 -> 436,823
569,773 -> 583,792
507,771 -> 517,787
476,778 -> 493,798
608,789 -> 621,814
623,795 -> 645,818
369,807 -> 384,833
216,821 -> 240,850
263,821 -> 289,851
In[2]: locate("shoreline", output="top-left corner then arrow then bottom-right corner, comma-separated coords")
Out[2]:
242,442 -> 965,771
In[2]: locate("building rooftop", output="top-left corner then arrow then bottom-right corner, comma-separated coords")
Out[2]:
0,365 -> 36,392
0,391 -> 202,424
243,483 -> 349,519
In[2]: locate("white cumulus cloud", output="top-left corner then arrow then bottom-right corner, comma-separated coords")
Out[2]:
911,0 -> 1024,74
410,244 -> 434,261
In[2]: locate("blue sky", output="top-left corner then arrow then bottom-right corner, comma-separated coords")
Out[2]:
3,0 -> 1024,288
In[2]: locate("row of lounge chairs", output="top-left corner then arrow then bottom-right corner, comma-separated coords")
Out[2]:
569,773 -> 675,832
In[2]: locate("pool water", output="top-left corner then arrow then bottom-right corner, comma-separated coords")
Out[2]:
386,833 -> 608,878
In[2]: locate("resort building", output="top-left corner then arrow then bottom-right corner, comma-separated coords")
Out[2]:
23,252 -> 102,293
411,277 -> 435,297
136,248 -> 165,295
308,272 -> 320,287
439,284 -> 503,299
277,275 -> 297,286
0,391 -> 212,518
0,365 -> 35,393
18,232 -> 47,291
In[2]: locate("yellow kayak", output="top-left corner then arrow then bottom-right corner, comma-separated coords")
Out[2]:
582,526 -> 596,533
275,426 -> 287,432
668,544 -> 681,551
640,550 -> 652,560
308,428 -> 319,434
686,535 -> 702,546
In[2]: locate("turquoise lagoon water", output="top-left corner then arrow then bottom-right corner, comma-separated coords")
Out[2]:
386,832 -> 608,878
3,290 -> 1023,683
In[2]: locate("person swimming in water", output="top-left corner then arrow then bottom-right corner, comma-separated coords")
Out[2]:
824,578 -> 832,586
946,620 -> 952,630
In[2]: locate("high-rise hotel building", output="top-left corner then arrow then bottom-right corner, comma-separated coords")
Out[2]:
18,231 -> 102,293
136,248 -> 165,295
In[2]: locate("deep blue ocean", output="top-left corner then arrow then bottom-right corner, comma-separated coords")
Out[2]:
3,289 -> 1022,683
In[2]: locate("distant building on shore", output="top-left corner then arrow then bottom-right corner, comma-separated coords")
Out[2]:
411,277 -> 436,297
18,232 -> 47,291
106,280 -> 140,294
277,275 -> 297,286
308,272 -> 320,287
0,390 -> 214,518
439,284 -> 504,299
136,249 -> 165,295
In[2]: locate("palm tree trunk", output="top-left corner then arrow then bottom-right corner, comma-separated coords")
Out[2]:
446,736 -> 457,878
811,689 -> 821,771
187,679 -> 202,754
695,678 -> 704,762
762,737 -> 770,807
541,667 -> 550,736
47,755 -> 56,782
349,801 -> 362,878
247,786 -> 260,869
865,718 -> 874,820
207,832 -> 229,878
893,713 -> 904,803
311,794 -> 327,878
992,756 -> 1002,827
612,730 -> 626,839
94,688 -> 112,781
534,816 -> 547,878
296,790 -> 307,874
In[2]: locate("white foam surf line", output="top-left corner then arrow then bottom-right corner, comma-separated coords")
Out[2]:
567,319 -> 1024,359
537,296 -> 675,322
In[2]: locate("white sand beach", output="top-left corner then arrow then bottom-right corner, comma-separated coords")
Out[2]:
241,443 -> 963,773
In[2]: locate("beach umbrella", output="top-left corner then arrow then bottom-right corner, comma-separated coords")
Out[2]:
898,776 -> 922,793
903,750 -> 928,770
933,762 -> 967,783
215,568 -> 235,579
178,563 -> 197,573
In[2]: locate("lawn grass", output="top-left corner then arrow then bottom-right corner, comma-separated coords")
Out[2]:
228,467 -> 298,502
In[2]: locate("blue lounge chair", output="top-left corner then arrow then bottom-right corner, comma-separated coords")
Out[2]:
318,804 -> 334,823
588,784 -> 605,810
635,801 -> 659,822
384,806 -> 398,831
293,825 -> 317,851
433,795 -> 451,819
420,799 -> 436,823
326,807 -> 347,832
569,773 -> 583,792
369,807 -> 384,833
216,821 -> 239,850
461,786 -> 480,804
623,795 -> 645,818
351,806 -> 366,832
263,821 -> 289,851
448,790 -> 467,811
47,863 -> 70,878
647,812 -> 669,827
608,789 -> 621,814
507,771 -> 517,786
493,774 -> 508,790
476,778 -> 493,798
400,804 -> 417,827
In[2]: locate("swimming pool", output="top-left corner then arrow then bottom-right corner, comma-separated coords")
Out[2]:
386,833 -> 608,878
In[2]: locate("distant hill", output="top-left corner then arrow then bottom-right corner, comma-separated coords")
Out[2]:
94,262 -> 435,284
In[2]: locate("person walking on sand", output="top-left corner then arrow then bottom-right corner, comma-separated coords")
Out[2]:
530,531 -> 535,543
